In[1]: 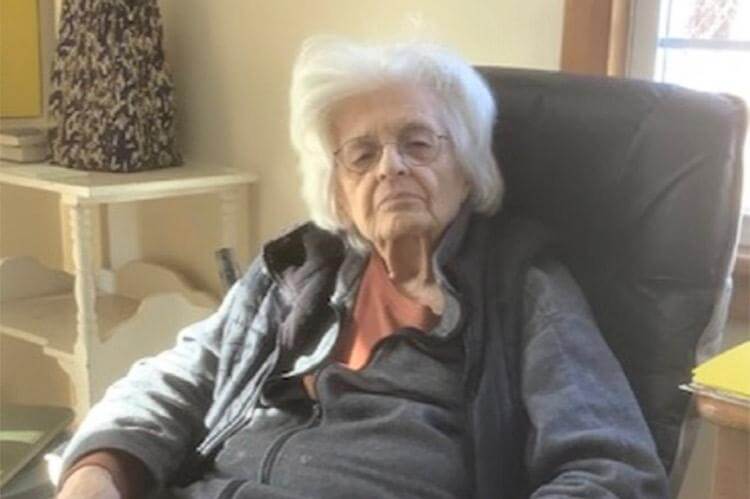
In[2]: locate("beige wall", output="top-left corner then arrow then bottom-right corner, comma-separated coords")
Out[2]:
1,1 -> 563,295
148,0 -> 564,295
0,186 -> 63,269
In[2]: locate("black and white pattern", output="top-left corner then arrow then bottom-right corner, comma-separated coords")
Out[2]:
49,0 -> 182,172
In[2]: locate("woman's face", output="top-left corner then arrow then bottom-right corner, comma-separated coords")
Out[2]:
330,83 -> 469,248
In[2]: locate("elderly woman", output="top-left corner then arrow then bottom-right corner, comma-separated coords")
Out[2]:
58,38 -> 669,499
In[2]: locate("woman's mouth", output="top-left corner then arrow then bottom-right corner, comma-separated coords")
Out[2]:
378,192 -> 423,208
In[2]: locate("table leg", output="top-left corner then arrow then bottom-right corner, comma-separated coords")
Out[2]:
61,196 -> 99,420
219,187 -> 240,251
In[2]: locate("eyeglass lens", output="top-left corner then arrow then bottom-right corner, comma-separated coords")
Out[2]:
339,125 -> 441,172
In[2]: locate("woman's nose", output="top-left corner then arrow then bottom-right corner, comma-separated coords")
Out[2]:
375,143 -> 407,180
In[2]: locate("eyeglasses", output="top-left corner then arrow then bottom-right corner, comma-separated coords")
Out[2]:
333,125 -> 449,174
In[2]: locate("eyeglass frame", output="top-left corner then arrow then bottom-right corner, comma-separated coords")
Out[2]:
332,125 -> 450,174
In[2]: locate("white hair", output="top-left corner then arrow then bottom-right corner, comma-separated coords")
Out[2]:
289,36 -> 503,239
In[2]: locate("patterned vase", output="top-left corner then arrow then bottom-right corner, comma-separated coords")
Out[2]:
49,0 -> 182,172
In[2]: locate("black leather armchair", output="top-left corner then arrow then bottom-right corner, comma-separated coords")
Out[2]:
477,67 -> 746,488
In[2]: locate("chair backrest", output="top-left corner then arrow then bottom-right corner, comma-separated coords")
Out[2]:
477,66 -> 746,474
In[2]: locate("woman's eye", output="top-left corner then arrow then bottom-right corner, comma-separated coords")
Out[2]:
352,149 -> 376,165
406,139 -> 430,149
403,140 -> 433,158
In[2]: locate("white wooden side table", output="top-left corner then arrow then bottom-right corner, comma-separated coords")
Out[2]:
0,162 -> 258,419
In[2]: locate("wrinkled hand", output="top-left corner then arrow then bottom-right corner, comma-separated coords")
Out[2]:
57,466 -> 121,499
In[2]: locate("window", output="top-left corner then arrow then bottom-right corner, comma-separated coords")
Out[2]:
629,0 -> 750,245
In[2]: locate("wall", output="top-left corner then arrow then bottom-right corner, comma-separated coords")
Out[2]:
0,188 -> 62,270
147,0 -> 564,295
0,1 -> 563,295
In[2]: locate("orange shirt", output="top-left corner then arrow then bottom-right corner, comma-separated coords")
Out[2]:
334,255 -> 440,370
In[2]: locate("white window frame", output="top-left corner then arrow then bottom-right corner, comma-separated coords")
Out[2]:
627,0 -> 750,248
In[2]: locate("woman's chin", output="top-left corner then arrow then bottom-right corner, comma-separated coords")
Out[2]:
373,212 -> 434,243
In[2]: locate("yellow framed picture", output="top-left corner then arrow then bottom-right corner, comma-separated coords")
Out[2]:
0,0 -> 43,118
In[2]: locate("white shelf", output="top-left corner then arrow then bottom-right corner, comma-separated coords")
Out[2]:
0,256 -> 219,417
0,292 -> 139,361
0,161 -> 252,421
0,161 -> 258,204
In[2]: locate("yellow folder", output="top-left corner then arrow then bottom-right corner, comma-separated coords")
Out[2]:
692,341 -> 750,400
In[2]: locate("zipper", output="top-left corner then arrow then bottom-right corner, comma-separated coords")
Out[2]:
258,304 -> 334,485
202,298 -> 343,474
259,402 -> 322,484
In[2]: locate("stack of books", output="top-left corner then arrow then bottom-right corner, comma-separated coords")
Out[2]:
0,128 -> 50,163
